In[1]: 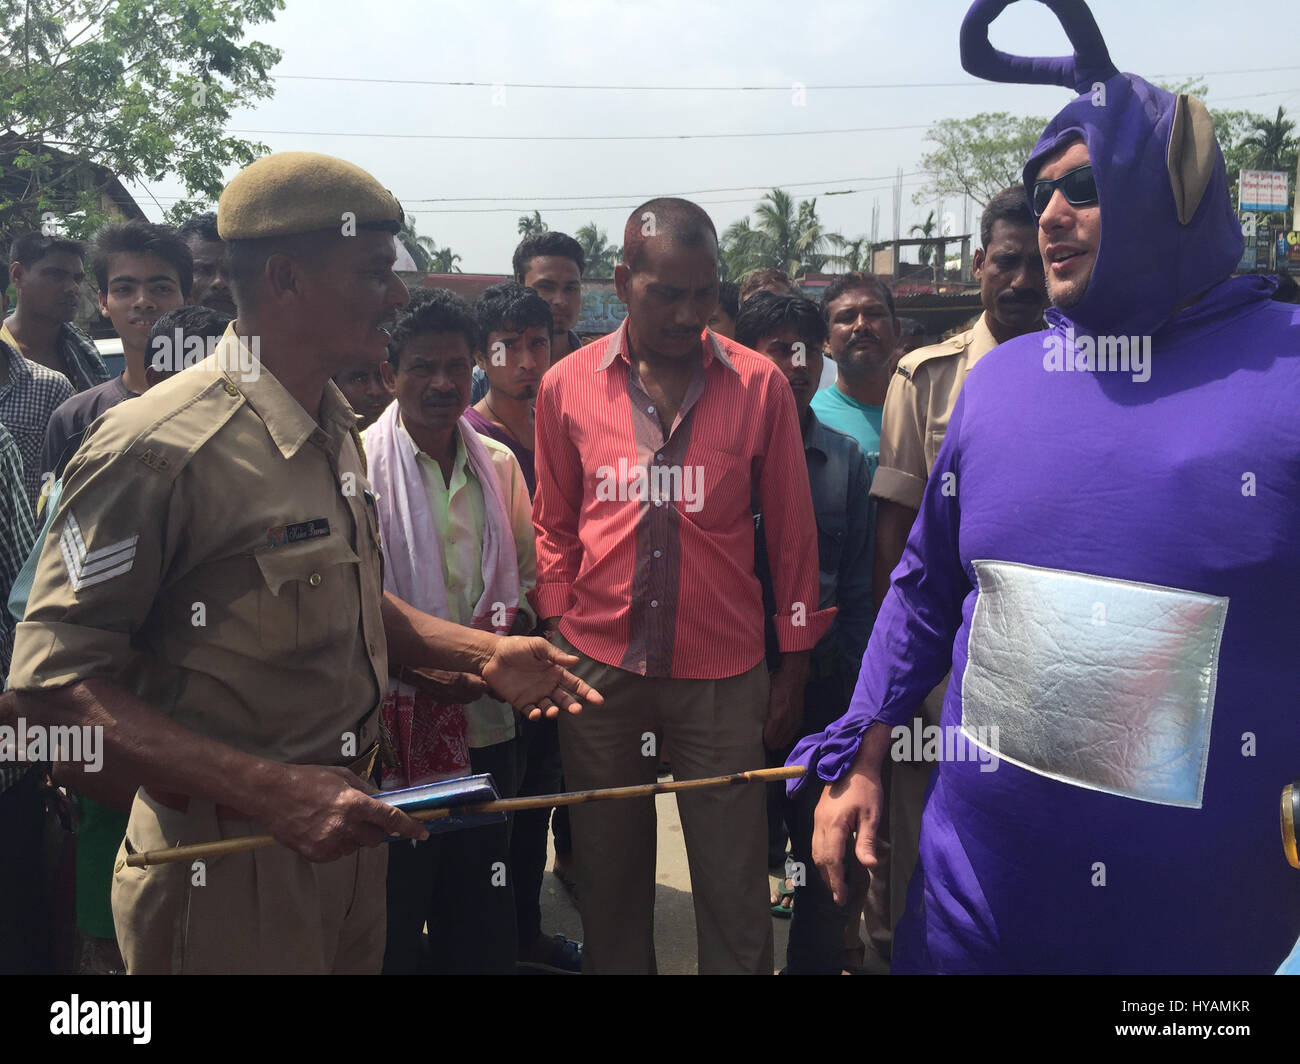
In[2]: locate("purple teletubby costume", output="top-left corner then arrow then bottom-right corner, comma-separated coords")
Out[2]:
788,0 -> 1300,973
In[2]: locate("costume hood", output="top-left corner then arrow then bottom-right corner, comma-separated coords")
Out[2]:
960,0 -> 1244,336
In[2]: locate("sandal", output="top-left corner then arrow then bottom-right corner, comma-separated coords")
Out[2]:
770,878 -> 795,918
518,934 -> 583,974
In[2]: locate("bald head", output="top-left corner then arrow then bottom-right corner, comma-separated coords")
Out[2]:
622,197 -> 718,273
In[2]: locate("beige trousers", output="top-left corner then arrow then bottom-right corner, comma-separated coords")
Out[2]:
112,789 -> 387,974
555,636 -> 773,974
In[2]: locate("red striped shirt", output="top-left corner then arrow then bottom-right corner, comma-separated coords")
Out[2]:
531,320 -> 833,679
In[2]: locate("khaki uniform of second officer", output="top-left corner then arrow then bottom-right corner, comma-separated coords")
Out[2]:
868,311 -> 998,932
8,155 -> 400,973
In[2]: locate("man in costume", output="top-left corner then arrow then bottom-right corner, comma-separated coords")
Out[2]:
795,0 -> 1300,973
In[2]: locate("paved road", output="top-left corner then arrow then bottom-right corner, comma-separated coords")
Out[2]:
535,791 -> 886,975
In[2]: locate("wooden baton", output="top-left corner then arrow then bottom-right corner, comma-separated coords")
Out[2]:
122,764 -> 807,868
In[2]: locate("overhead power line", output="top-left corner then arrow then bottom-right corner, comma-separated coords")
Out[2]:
229,122 -> 931,142
270,66 -> 1300,92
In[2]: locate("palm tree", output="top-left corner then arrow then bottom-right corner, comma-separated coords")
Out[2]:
1244,106 -> 1297,172
909,211 -> 937,267
517,210 -> 547,238
398,218 -> 439,273
826,234 -> 868,273
429,247 -> 462,273
576,223 -> 621,276
719,189 -> 842,277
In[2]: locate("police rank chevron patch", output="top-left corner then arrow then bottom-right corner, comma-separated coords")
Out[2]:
60,513 -> 139,591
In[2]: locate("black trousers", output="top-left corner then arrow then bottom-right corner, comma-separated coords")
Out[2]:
766,669 -> 859,974
510,716 -> 564,945
0,770 -> 51,973
382,738 -> 520,974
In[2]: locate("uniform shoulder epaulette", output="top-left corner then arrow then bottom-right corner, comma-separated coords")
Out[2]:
896,331 -> 971,379
79,371 -> 246,482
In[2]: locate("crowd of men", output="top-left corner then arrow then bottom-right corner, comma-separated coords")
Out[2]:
0,161 -> 1054,975
1,50 -> 1296,972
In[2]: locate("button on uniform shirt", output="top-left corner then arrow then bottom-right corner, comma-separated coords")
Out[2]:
810,383 -> 883,481
401,418 -> 536,748
0,340 -> 74,507
871,313 -> 999,510
8,329 -> 388,768
0,321 -> 111,395
532,321 -> 833,678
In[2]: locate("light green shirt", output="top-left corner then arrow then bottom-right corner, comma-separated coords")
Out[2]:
399,417 -> 537,748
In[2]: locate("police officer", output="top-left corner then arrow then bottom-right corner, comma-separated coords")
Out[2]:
868,185 -> 1045,936
8,152 -> 601,975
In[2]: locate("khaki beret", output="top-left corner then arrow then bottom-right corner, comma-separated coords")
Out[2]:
217,152 -> 403,240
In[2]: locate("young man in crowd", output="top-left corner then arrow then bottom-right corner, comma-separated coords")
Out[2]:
466,281 -> 582,971
532,198 -> 830,974
177,212 -> 237,318
41,220 -> 192,481
739,267 -> 797,303
736,292 -> 874,973
466,281 -> 551,496
869,185 -> 1046,945
707,281 -> 740,340
366,287 -> 538,975
470,231 -> 586,405
810,273 -> 901,479
514,230 -> 585,362
894,318 -> 928,361
333,358 -> 391,430
0,336 -> 71,509
3,233 -> 109,393
0,426 -> 39,973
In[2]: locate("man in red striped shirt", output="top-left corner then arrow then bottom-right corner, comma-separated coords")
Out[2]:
531,198 -> 833,974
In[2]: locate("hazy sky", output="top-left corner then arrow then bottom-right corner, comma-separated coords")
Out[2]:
130,0 -> 1299,274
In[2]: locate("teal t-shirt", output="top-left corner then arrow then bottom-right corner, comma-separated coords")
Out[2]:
810,385 -> 883,477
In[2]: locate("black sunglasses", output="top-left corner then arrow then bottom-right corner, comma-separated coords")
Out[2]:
1032,164 -> 1098,217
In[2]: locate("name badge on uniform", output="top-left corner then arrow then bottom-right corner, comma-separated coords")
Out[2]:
266,518 -> 330,548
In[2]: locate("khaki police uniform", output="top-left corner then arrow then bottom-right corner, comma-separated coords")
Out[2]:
8,330 -> 389,972
870,311 -> 1000,934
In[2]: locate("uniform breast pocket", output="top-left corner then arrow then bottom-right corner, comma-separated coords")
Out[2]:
253,536 -> 362,656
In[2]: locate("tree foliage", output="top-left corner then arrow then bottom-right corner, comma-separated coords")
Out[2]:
517,210 -> 547,237
429,247 -> 462,273
909,210 -> 937,265
916,112 -> 1047,209
921,90 -> 1299,223
1,0 -> 284,241
575,222 -> 620,276
720,188 -> 842,278
398,217 -> 438,273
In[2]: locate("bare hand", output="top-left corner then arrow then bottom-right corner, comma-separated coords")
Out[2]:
481,635 -> 604,721
763,671 -> 806,750
400,667 -> 490,705
812,764 -> 883,906
256,764 -> 427,863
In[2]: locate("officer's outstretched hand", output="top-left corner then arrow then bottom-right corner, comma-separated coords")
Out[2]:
812,759 -> 883,907
481,635 -> 605,721
259,764 -> 428,862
